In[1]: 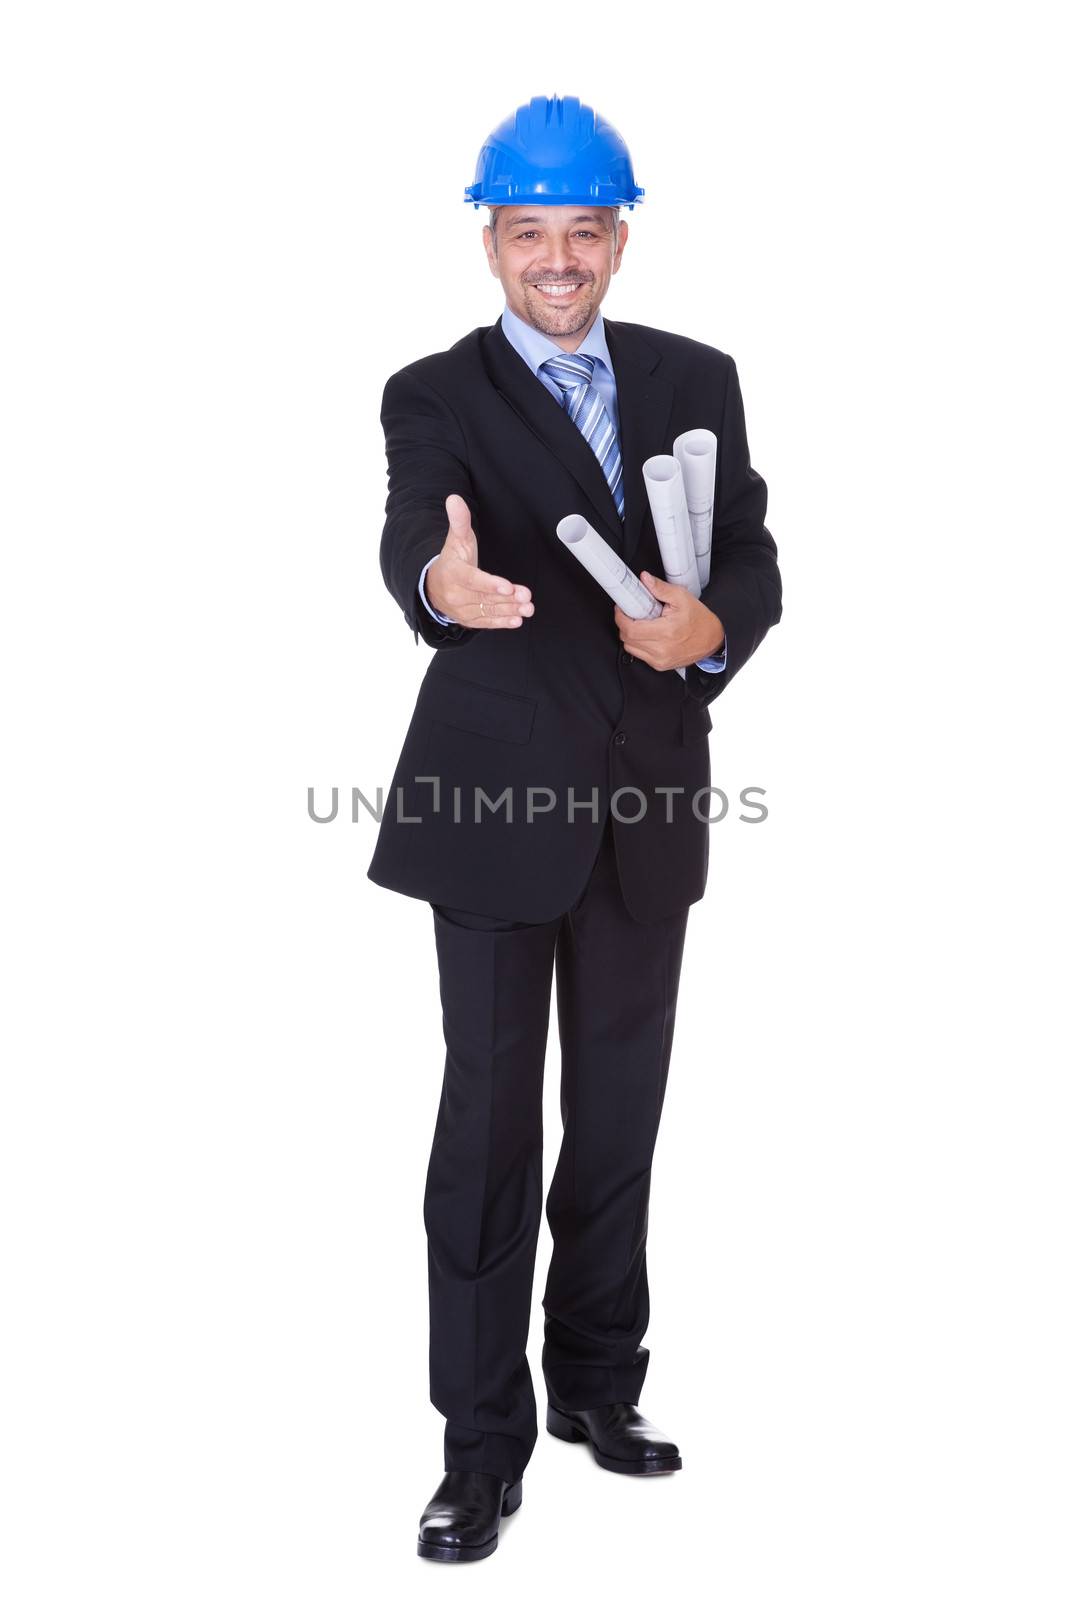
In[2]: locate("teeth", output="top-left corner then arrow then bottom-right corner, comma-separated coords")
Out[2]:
538,283 -> 581,295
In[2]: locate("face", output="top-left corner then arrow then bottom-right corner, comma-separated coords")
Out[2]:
483,205 -> 629,349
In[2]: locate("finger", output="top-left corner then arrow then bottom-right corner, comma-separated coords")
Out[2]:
455,594 -> 535,622
438,586 -> 533,621
445,493 -> 473,538
618,615 -> 666,640
461,566 -> 533,601
627,602 -> 686,638
615,598 -> 673,637
465,610 -> 528,629
614,605 -> 653,638
640,570 -> 679,602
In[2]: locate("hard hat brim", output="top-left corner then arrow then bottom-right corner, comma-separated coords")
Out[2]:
465,187 -> 644,209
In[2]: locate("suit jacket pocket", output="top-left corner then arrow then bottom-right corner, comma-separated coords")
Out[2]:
420,668 -> 537,745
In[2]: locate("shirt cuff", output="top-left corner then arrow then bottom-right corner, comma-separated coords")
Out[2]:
695,634 -> 728,674
418,555 -> 459,626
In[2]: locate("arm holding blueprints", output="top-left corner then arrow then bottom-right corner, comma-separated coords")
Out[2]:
559,424 -> 722,681
672,429 -> 717,588
556,515 -> 663,619
558,513 -> 691,678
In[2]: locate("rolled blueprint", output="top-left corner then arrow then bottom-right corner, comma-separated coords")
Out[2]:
672,429 -> 717,588
556,514 -> 663,619
558,514 -> 688,678
642,455 -> 700,596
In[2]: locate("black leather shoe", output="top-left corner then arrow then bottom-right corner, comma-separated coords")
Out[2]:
417,1470 -> 523,1562
546,1401 -> 682,1474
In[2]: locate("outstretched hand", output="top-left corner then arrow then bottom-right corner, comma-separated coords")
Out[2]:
425,495 -> 535,629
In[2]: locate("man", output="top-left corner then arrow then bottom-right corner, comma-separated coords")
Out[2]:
367,95 -> 782,1562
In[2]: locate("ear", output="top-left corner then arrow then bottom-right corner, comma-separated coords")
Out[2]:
612,218 -> 629,274
482,224 -> 500,280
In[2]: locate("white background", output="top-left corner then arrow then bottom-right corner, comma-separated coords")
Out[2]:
2,3 -> 1064,1595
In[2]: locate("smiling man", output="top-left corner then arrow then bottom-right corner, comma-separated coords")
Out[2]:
367,95 -> 782,1562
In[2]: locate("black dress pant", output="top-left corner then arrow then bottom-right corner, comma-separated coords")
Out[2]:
426,815 -> 689,1483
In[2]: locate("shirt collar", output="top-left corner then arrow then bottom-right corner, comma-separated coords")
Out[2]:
501,302 -> 614,379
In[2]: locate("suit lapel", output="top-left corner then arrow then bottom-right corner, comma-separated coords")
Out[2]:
481,316 -> 623,544
481,314 -> 675,566
603,318 -> 675,568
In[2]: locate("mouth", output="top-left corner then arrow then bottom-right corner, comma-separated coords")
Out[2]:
530,280 -> 588,304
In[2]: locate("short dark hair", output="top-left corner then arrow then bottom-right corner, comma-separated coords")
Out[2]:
488,206 -> 621,252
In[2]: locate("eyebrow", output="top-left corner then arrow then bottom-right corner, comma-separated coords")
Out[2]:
504,213 -> 608,231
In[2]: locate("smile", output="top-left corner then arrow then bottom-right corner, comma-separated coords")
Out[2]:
533,282 -> 586,299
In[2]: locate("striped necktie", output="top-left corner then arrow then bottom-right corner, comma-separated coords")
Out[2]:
540,353 -> 625,521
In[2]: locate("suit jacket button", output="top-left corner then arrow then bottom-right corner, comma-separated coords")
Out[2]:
613,731 -> 627,746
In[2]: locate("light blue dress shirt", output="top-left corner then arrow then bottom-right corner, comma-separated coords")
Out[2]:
418,303 -> 727,673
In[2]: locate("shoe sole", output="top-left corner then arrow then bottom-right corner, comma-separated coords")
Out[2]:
416,1479 -> 523,1561
546,1405 -> 683,1475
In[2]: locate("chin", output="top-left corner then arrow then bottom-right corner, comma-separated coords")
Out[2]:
525,294 -> 596,336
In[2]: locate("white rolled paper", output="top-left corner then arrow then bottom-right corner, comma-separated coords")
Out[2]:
642,455 -> 700,597
672,429 -> 717,588
558,514 -> 690,679
556,514 -> 663,619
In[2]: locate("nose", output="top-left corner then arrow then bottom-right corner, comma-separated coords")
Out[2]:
541,235 -> 582,276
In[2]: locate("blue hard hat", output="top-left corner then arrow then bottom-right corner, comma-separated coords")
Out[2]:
465,94 -> 644,210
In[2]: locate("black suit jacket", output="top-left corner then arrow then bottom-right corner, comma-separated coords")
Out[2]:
366,314 -> 782,924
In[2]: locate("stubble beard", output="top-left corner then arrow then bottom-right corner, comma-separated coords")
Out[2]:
520,279 -> 597,338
